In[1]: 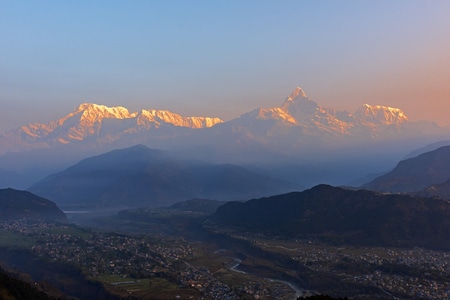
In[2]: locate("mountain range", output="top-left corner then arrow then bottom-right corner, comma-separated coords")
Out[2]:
28,144 -> 293,209
1,87 -> 442,154
0,87 -> 448,189
0,103 -> 222,154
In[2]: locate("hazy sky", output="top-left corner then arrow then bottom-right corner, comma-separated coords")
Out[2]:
2,1 -> 450,132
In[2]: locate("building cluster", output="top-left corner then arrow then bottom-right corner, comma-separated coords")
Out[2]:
289,245 -> 450,299
179,263 -> 239,299
2,220 -> 449,299
1,220 -> 241,299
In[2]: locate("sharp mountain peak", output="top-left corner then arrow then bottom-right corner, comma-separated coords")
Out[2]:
286,86 -> 309,101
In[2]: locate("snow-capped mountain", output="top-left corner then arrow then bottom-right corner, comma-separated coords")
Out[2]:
247,87 -> 410,131
0,103 -> 223,154
212,86 -> 444,152
354,104 -> 408,126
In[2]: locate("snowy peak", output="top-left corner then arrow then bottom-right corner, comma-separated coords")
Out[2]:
244,107 -> 298,124
75,103 -> 135,120
354,104 -> 408,125
68,103 -> 136,128
239,87 -> 315,125
138,109 -> 223,128
281,87 -> 311,110
234,87 -> 353,135
287,86 -> 308,101
45,103 -> 139,142
279,87 -> 322,123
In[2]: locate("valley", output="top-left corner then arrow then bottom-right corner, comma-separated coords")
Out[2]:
1,210 -> 449,299
0,219 -> 298,299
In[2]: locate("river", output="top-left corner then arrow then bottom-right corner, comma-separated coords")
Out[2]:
229,258 -> 305,299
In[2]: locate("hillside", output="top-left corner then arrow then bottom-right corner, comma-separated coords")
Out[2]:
29,145 -> 294,209
210,185 -> 450,249
362,145 -> 450,193
414,179 -> 450,200
0,266 -> 62,300
0,188 -> 67,223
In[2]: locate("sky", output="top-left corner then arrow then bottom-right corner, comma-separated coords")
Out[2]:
2,0 -> 450,132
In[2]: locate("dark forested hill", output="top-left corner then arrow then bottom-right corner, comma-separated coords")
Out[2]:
413,179 -> 450,200
210,184 -> 450,249
0,188 -> 67,223
0,266 -> 61,300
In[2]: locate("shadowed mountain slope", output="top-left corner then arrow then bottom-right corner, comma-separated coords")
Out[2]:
0,266 -> 62,300
0,188 -> 67,223
414,179 -> 450,200
362,145 -> 450,193
210,184 -> 450,249
29,145 -> 294,209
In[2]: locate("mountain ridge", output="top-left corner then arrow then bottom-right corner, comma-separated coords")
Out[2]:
221,87 -> 442,148
28,144 -> 295,209
0,103 -> 223,154
362,145 -> 450,193
210,184 -> 450,249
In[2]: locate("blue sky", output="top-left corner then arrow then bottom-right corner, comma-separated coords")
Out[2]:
2,1 -> 450,132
